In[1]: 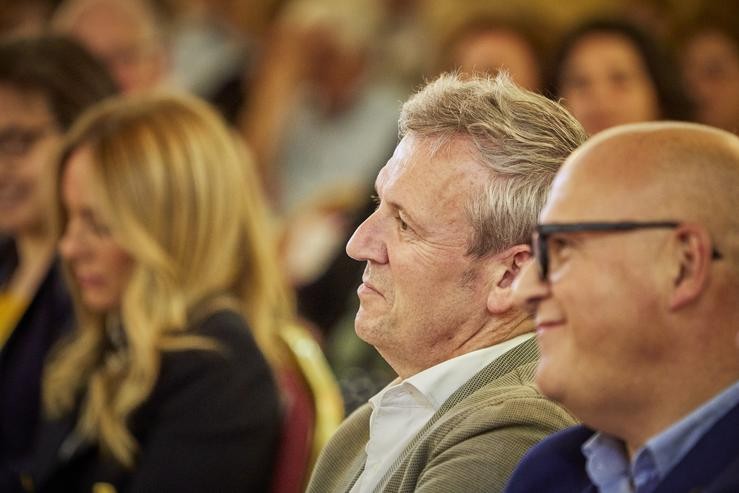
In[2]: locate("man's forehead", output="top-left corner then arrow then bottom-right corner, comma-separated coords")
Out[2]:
377,134 -> 486,192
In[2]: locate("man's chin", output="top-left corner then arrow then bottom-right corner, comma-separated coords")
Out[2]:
535,360 -> 558,396
353,315 -> 386,345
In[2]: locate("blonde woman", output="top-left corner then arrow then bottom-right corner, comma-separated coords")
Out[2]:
30,93 -> 288,492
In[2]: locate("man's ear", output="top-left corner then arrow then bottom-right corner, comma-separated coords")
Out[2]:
487,244 -> 533,314
669,224 -> 713,310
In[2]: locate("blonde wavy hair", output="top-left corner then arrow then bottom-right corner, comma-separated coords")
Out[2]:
44,92 -> 293,467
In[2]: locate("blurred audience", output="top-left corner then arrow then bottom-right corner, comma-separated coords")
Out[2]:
679,15 -> 739,134
29,93 -> 282,492
441,16 -> 545,91
241,0 -> 404,211
164,0 -> 285,124
550,19 -> 692,135
0,0 -> 61,37
52,0 -> 170,93
374,0 -> 434,92
0,36 -> 117,493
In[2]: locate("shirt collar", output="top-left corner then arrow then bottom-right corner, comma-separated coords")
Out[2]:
582,433 -> 631,491
371,332 -> 534,411
582,379 -> 739,491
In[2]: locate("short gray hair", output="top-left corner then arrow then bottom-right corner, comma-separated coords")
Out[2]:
399,72 -> 587,257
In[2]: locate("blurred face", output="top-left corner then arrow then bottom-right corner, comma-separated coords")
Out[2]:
63,2 -> 165,93
0,85 -> 62,236
559,33 -> 660,135
512,147 -> 669,419
59,146 -> 133,313
682,30 -> 739,132
346,135 -> 494,377
452,29 -> 541,91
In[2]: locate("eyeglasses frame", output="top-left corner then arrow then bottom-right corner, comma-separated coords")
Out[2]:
532,221 -> 723,281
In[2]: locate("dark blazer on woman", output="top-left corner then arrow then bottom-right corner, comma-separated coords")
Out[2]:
27,310 -> 281,493
0,239 -> 73,493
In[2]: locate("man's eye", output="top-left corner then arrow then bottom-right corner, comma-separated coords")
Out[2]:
397,216 -> 409,231
370,194 -> 380,210
548,236 -> 571,255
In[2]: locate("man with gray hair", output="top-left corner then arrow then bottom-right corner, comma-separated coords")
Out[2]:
307,72 -> 587,493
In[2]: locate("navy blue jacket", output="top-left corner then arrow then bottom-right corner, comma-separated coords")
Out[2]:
504,401 -> 739,493
0,239 -> 73,492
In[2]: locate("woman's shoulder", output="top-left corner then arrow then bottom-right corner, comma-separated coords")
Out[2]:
190,309 -> 260,354
158,309 -> 271,382
153,309 -> 277,405
193,309 -> 249,338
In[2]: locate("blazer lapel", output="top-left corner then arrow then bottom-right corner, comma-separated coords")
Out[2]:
339,404 -> 373,492
31,413 -> 94,489
653,401 -> 739,493
375,337 -> 540,491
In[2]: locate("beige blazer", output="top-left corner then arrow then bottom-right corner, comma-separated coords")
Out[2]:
306,337 -> 577,493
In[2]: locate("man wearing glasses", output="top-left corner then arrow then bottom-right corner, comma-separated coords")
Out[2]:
506,121 -> 739,492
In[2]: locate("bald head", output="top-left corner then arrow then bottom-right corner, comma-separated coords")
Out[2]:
547,122 -> 739,261
515,122 -> 739,446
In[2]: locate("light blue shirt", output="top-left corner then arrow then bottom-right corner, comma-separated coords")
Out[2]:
582,379 -> 739,493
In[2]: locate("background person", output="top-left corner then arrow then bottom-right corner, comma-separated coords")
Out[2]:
440,16 -> 545,92
507,121 -> 739,492
52,0 -> 170,93
550,18 -> 692,135
678,12 -> 739,134
0,36 -> 118,493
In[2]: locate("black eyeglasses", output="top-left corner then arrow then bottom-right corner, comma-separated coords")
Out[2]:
532,221 -> 723,281
0,124 -> 55,159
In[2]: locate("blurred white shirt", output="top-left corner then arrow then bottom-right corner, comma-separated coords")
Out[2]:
351,332 -> 534,493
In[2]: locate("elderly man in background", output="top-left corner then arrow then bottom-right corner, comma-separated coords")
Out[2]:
307,72 -> 587,493
507,122 -> 739,492
52,0 -> 168,93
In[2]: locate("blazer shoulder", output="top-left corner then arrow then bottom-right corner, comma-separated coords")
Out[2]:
504,426 -> 594,493
307,403 -> 371,493
152,309 -> 278,413
172,310 -> 265,369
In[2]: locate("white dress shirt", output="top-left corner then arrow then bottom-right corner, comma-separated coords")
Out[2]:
351,333 -> 534,493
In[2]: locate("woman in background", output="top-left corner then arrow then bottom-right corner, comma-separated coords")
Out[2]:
680,15 -> 739,134
31,93 -> 284,492
0,36 -> 118,492
550,19 -> 691,135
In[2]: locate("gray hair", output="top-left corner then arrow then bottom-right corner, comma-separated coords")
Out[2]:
399,72 -> 587,257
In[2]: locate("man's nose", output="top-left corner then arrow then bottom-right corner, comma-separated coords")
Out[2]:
346,210 -> 388,264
